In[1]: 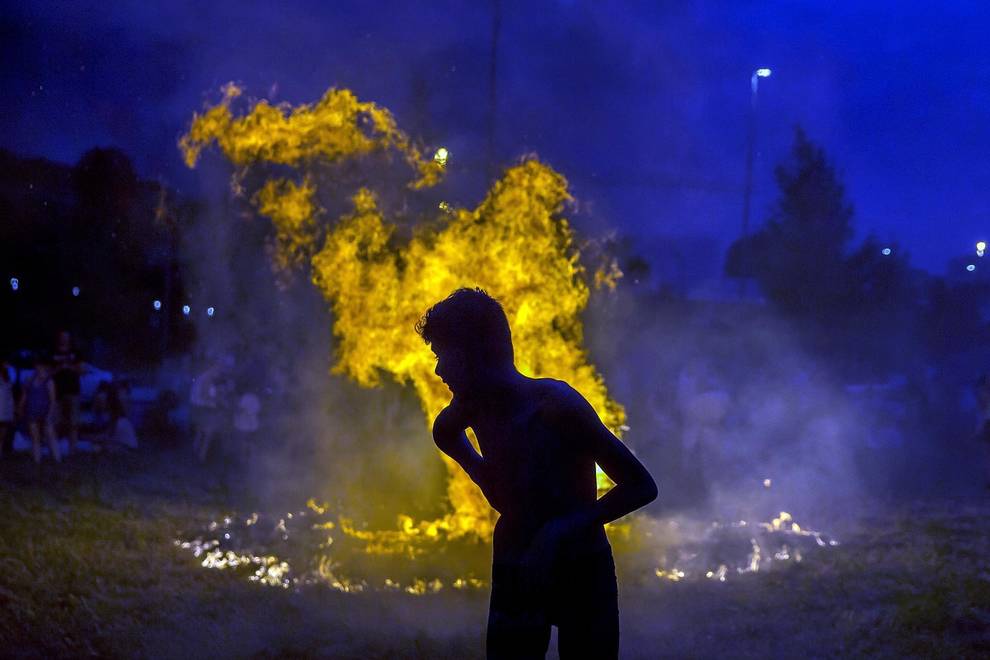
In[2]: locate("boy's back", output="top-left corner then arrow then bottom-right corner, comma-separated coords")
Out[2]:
466,377 -> 609,564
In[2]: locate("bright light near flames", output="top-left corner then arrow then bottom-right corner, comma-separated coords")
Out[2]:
433,147 -> 449,166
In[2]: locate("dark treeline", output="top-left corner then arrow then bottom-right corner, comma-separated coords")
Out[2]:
723,127 -> 989,377
605,127 -> 989,382
0,148 -> 196,367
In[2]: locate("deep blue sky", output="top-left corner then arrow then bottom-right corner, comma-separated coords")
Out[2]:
4,1 -> 989,279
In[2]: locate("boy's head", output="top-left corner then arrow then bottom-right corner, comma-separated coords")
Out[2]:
416,288 -> 514,394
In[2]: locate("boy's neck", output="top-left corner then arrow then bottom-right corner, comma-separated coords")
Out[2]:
467,364 -> 527,408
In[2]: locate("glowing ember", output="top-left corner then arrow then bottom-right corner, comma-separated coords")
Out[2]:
174,505 -> 491,594
650,511 -> 838,583
176,505 -> 838,592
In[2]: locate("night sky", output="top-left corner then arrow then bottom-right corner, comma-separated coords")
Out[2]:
4,1 -> 989,279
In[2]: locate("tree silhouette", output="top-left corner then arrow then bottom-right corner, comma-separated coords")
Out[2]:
726,127 -> 910,321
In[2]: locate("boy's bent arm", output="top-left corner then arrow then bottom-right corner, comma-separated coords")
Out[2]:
432,404 -> 503,513
558,385 -> 658,530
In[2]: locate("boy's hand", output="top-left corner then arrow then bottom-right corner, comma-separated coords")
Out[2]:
432,399 -> 469,453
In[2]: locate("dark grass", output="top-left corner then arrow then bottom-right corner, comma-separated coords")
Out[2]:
2,450 -> 990,658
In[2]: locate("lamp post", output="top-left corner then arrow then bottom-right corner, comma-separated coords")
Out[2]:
739,67 -> 772,297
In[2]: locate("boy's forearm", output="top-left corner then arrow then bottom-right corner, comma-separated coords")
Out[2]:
558,476 -> 658,537
436,431 -> 482,475
587,478 -> 658,527
434,431 -> 502,512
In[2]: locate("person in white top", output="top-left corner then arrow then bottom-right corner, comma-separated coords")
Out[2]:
232,383 -> 261,466
191,360 -> 227,462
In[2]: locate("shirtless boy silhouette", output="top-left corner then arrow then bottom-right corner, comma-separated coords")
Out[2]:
418,288 -> 658,659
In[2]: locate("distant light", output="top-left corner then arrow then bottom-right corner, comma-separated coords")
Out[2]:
763,478 -> 772,489
756,68 -> 772,78
9,277 -> 18,291
438,201 -> 451,213
207,306 -> 215,317
71,286 -> 80,297
433,147 -> 449,166
153,299 -> 162,311
967,264 -> 976,272
182,304 -> 191,315
979,249 -> 986,258
881,247 -> 891,256
978,241 -> 987,252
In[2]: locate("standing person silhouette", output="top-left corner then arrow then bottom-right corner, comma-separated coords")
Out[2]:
418,288 -> 658,659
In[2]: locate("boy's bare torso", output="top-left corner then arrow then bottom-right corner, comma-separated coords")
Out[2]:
464,377 -> 608,563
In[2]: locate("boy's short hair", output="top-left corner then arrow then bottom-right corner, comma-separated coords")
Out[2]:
416,288 -> 514,365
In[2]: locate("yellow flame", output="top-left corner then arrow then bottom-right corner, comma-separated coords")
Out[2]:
181,85 -> 625,548
180,83 -> 442,188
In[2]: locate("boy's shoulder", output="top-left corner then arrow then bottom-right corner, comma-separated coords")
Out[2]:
529,377 -> 587,422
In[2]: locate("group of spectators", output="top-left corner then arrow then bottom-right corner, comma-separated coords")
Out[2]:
0,330 -> 133,465
0,332 -> 267,472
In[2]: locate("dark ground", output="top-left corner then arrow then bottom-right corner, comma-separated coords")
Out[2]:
1,449 -> 989,659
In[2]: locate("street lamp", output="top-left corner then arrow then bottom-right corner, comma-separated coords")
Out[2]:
739,67 -> 773,297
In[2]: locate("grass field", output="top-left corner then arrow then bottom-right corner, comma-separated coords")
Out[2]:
1,450 -> 989,658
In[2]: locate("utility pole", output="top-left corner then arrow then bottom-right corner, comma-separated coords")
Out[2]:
487,0 -> 502,181
739,67 -> 772,298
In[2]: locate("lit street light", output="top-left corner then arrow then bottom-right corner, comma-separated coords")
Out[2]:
740,67 -> 773,297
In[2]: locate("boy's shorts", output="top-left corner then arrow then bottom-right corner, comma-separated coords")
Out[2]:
487,547 -> 618,659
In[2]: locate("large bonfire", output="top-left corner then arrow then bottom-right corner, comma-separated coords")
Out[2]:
180,84 -> 625,547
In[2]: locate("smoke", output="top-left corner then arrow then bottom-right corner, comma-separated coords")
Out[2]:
592,289 -> 872,520
584,276 -> 985,586
174,81 -> 977,599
